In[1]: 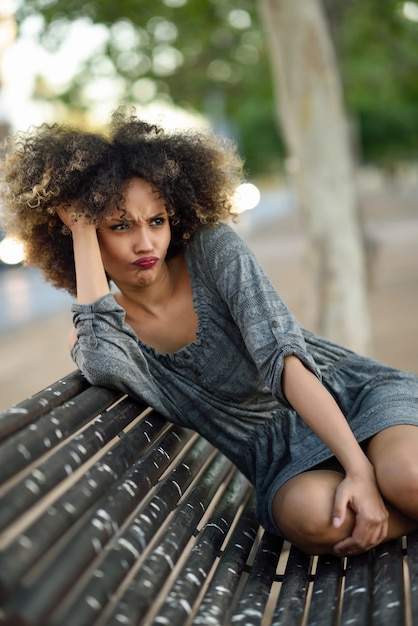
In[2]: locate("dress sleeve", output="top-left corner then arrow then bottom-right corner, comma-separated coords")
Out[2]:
70,294 -> 164,410
196,224 -> 321,405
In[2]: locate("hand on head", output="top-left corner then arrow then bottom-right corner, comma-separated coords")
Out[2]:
56,205 -> 97,233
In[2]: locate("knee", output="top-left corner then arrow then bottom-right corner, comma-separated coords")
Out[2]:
272,472 -> 354,555
367,426 -> 418,519
375,458 -> 418,516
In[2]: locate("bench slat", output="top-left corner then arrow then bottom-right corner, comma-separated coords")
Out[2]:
227,531 -> 285,626
340,551 -> 373,625
407,532 -> 418,621
192,491 -> 259,625
371,540 -> 405,626
51,436 -> 217,626
151,471 -> 254,626
2,425 -> 197,625
0,372 -> 88,441
0,397 -> 147,531
0,386 -> 118,484
306,555 -> 343,626
100,451 -> 235,625
0,411 -> 170,600
271,545 -> 312,626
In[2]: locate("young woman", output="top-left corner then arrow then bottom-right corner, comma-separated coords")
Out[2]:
2,109 -> 418,557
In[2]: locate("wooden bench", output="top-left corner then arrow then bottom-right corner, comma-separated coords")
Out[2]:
0,371 -> 417,626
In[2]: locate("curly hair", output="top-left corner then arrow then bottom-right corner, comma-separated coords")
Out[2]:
0,107 -> 244,295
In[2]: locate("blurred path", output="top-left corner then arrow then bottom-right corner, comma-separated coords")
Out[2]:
0,184 -> 417,411
0,308 -> 74,411
0,266 -> 72,333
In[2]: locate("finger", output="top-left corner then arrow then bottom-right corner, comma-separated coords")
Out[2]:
332,522 -> 358,555
333,522 -> 386,556
332,488 -> 349,529
333,534 -> 370,556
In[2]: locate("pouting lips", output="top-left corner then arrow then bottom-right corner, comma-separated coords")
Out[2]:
133,256 -> 158,268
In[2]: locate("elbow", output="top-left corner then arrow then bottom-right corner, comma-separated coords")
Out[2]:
79,361 -> 120,392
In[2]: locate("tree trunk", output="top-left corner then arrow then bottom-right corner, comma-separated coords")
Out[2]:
258,0 -> 371,354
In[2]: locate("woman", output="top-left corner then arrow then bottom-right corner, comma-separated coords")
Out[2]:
2,109 -> 418,557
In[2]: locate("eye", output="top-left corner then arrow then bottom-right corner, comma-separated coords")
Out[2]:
110,222 -> 130,231
150,216 -> 167,227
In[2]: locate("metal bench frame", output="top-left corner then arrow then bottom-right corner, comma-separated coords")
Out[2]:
1,371 -> 417,626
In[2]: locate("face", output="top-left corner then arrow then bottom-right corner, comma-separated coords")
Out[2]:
97,177 -> 171,289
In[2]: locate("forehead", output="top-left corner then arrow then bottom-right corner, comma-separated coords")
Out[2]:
124,177 -> 159,201
113,178 -> 166,217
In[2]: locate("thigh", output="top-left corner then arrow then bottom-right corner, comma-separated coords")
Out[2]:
272,469 -> 355,555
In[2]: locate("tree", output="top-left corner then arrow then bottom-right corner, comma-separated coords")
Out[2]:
324,0 -> 418,167
16,0 -> 418,173
258,0 -> 370,352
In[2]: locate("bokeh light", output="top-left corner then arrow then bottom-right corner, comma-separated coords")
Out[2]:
0,236 -> 24,265
233,182 -> 261,214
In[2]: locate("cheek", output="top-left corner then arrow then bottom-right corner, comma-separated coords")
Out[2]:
97,237 -> 119,268
163,225 -> 172,248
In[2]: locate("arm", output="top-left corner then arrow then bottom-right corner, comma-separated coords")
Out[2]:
282,355 -> 388,554
58,210 -> 109,350
57,210 -> 110,304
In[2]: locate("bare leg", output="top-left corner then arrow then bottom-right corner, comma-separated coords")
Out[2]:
272,467 -> 418,556
366,425 -> 418,520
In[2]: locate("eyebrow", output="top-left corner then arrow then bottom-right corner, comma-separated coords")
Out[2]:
108,211 -> 168,223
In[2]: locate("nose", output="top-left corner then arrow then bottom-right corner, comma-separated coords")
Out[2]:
134,226 -> 153,253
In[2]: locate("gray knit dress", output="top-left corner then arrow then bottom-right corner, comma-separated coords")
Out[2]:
71,223 -> 418,535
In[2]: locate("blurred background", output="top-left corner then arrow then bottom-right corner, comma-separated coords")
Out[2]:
0,0 -> 417,410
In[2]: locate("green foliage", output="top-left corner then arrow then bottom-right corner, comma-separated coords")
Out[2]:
17,0 -> 418,173
324,0 -> 418,165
